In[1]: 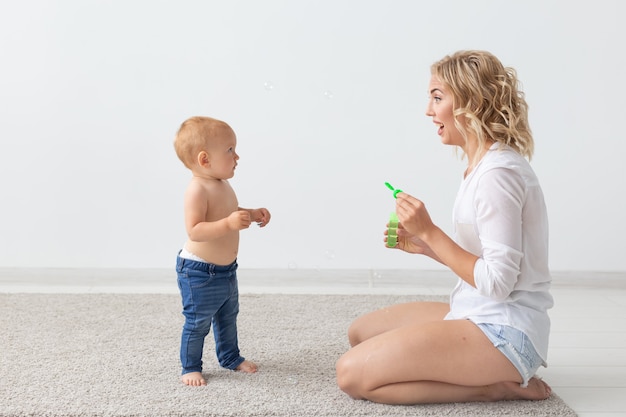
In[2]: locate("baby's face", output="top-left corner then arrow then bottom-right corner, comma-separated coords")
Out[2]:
206,130 -> 239,180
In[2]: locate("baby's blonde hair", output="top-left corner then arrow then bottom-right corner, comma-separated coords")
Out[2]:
431,50 -> 533,163
174,116 -> 233,169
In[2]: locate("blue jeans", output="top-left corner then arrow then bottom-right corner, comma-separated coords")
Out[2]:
176,255 -> 245,375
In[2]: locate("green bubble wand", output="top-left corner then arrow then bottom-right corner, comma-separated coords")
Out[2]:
384,182 -> 403,199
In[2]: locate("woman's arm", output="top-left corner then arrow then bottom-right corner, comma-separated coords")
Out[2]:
395,192 -> 479,287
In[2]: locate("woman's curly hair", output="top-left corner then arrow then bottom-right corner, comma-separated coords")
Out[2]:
431,50 -> 533,162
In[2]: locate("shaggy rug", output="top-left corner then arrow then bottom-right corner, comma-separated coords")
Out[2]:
0,293 -> 576,416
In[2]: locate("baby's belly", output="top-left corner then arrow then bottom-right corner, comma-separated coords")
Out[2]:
185,235 -> 239,266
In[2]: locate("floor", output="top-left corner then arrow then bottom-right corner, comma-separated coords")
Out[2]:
1,267 -> 625,417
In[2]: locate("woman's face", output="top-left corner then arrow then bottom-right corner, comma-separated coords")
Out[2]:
425,76 -> 465,148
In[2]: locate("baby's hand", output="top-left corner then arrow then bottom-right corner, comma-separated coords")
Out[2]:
227,210 -> 252,230
253,208 -> 271,227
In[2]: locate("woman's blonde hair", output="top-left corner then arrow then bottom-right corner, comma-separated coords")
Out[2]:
174,116 -> 232,169
431,50 -> 533,162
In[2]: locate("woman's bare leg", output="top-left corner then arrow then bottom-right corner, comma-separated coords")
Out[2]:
348,301 -> 449,346
361,377 -> 551,404
337,317 -> 550,404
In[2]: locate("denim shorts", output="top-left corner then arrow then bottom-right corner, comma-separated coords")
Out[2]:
475,323 -> 544,387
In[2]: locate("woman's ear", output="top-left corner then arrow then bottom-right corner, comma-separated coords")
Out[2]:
197,151 -> 210,167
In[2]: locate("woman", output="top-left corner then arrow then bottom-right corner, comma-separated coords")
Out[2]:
336,50 -> 553,404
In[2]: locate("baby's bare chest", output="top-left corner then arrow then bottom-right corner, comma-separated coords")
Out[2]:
206,185 -> 239,221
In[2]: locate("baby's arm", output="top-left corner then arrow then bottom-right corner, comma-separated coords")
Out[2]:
184,184 -> 251,242
240,207 -> 271,227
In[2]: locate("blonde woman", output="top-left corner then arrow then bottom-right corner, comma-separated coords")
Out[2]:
336,50 -> 553,404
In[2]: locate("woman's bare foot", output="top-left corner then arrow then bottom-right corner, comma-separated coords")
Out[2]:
181,371 -> 207,386
236,360 -> 258,373
490,377 -> 552,401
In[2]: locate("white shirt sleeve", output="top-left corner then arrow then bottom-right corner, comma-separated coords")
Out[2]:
473,167 -> 525,301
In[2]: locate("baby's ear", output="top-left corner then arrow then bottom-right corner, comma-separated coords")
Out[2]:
197,151 -> 210,167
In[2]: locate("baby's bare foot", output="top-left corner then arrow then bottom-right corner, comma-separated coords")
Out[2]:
181,371 -> 206,386
236,360 -> 258,373
492,377 -> 552,401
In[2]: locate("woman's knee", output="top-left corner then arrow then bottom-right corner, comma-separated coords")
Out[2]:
347,317 -> 370,347
335,354 -> 365,399
347,322 -> 360,347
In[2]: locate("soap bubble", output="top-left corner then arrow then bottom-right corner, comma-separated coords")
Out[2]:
369,270 -> 383,288
264,81 -> 275,91
323,90 -> 334,99
287,261 -> 298,270
324,249 -> 336,260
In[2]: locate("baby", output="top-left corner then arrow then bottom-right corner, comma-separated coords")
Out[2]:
173,116 -> 271,386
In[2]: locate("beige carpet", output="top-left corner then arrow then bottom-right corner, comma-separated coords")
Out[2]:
0,293 -> 577,416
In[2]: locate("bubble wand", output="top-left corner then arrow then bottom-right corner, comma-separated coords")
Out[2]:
384,182 -> 403,199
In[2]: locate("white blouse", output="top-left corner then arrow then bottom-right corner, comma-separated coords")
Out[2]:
444,143 -> 553,363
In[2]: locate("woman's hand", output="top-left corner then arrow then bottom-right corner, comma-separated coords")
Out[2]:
385,223 -> 431,255
395,192 -> 436,240
387,192 -> 443,263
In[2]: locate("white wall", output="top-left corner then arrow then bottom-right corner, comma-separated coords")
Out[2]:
0,0 -> 624,271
